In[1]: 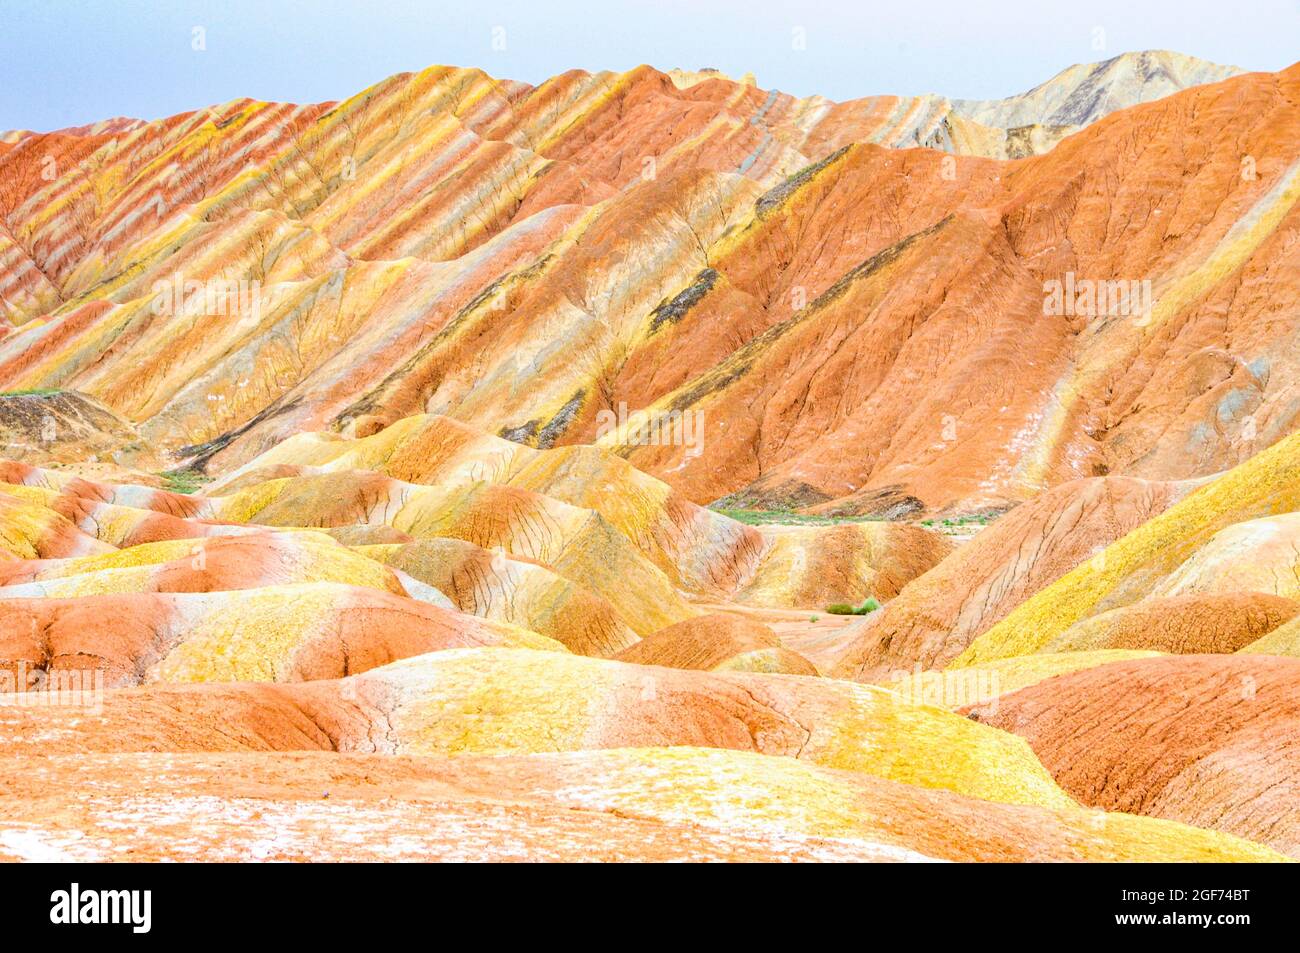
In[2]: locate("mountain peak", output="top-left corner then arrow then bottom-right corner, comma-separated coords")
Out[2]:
951,49 -> 1243,128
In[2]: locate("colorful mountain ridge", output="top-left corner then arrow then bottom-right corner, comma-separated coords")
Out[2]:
1,49 -> 1298,862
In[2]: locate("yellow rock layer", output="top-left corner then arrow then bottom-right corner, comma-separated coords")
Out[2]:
518,746 -> 1282,862
885,651 -> 1164,707
954,432 -> 1300,667
361,648 -> 1076,810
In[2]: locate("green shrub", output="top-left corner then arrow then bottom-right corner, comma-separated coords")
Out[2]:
712,507 -> 884,526
825,597 -> 881,616
159,468 -> 211,495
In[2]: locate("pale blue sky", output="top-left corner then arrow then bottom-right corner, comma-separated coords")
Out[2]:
2,0 -> 1297,131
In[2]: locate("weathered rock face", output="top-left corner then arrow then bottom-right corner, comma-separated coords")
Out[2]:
951,430 -> 1300,669
617,65 -> 1300,513
969,655 -> 1300,858
358,538 -> 640,657
1043,591 -> 1300,654
0,417 -> 950,676
832,475 -> 1190,681
0,583 -> 561,687
0,391 -> 143,466
0,646 -> 1078,808
198,413 -> 950,612
1,58 -> 1292,514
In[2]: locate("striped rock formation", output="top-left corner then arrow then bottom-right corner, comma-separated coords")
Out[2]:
0,583 -> 560,687
357,538 -> 640,657
970,654 -> 1300,858
893,430 -> 1300,737
0,426 -> 950,711
202,412 -> 951,610
0,645 -> 1093,810
0,531 -> 417,599
952,430 -> 1300,669
0,59 -> 1293,516
1043,592 -> 1300,654
831,475 -> 1190,682
951,51 -> 1241,129
1,50 -> 1297,863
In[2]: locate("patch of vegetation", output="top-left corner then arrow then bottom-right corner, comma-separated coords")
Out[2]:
159,468 -> 212,495
825,597 -> 881,616
0,388 -> 61,398
715,507 -> 884,526
921,514 -> 994,529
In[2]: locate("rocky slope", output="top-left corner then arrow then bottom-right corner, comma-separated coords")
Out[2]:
2,55 -> 1291,517
951,50 -> 1241,128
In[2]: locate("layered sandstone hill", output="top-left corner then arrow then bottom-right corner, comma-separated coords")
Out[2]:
0,416 -> 951,678
1,56 -> 1293,515
202,412 -> 951,610
0,423 -> 1296,860
0,391 -> 141,466
828,428 -> 1300,702
822,426 -> 1300,861
613,612 -> 820,675
951,429 -> 1300,669
831,474 -> 1193,681
970,655 -> 1300,858
0,584 -> 560,686
0,645 -> 1284,861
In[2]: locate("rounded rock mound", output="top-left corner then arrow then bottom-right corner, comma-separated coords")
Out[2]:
1044,592 -> 1300,654
966,654 -> 1300,857
614,612 -> 819,675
